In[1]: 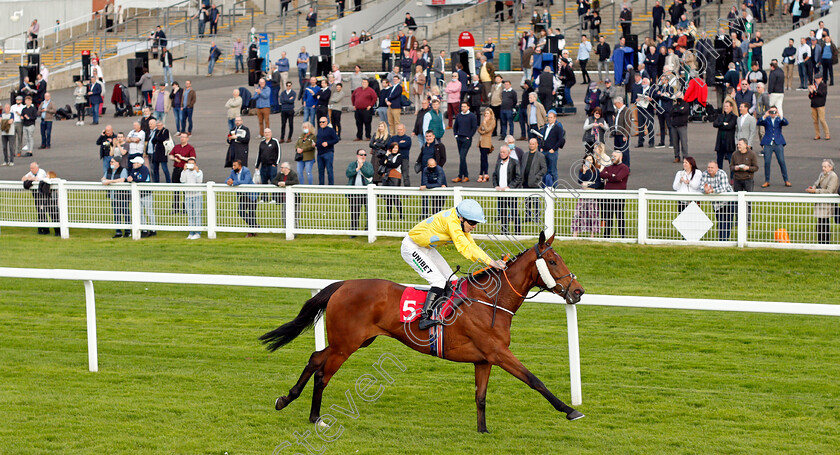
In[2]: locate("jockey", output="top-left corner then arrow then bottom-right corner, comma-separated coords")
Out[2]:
401,199 -> 506,330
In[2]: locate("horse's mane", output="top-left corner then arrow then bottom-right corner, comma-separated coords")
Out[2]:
468,246 -> 533,281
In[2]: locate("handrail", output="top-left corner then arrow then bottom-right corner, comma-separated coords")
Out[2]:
262,0 -> 381,47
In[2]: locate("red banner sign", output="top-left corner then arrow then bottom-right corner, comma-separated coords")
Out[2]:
458,31 -> 475,48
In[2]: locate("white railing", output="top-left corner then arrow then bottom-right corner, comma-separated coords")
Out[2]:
2,267 -> 839,407
1,181 -> 839,250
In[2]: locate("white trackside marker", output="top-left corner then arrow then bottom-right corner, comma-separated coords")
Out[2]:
535,259 -> 557,289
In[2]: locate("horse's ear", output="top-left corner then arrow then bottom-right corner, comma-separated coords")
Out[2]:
547,233 -> 555,245
538,230 -> 546,246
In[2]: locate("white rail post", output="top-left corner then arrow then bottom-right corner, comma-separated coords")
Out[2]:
83,280 -> 99,373
367,184 -> 377,243
285,185 -> 295,240
57,179 -> 70,239
737,191 -> 747,248
565,304 -> 582,406
637,188 -> 648,245
453,186 -> 463,206
130,183 -> 141,240
543,191 -> 554,237
312,289 -> 326,351
206,182 -> 217,239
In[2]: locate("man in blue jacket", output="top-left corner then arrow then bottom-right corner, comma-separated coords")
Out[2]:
275,50 -> 290,88
279,81 -> 296,142
226,159 -> 260,236
87,76 -> 102,125
302,77 -> 320,125
756,107 -> 791,188
253,78 -> 272,138
540,110 -> 565,187
452,102 -> 478,182
386,75 -> 403,135
315,116 -> 339,185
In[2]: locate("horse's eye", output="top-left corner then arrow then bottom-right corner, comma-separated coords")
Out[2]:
549,260 -> 557,265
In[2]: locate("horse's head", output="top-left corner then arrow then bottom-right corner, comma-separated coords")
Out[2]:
531,231 -> 585,304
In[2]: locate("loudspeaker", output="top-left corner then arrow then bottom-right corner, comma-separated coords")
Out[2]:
19,65 -> 37,88
248,58 -> 264,86
546,36 -> 563,55
450,50 -> 470,76
81,52 -> 91,81
624,34 -> 638,51
27,53 -> 40,67
309,55 -> 331,78
320,44 -> 331,57
126,59 -> 144,87
135,51 -> 149,70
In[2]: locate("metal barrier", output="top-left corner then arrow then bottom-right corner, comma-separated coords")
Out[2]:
0,181 -> 838,249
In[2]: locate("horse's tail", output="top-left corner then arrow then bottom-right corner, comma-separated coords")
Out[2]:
259,281 -> 344,352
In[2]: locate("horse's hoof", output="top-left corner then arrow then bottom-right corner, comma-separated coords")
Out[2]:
477,428 -> 490,434
275,396 -> 289,411
315,419 -> 330,429
566,410 -> 585,421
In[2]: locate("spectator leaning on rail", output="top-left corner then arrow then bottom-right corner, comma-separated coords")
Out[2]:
180,157 -> 204,240
600,150 -> 630,239
345,149 -> 373,233
126,156 -> 157,238
493,145 -> 523,235
227,159 -> 259,236
270,161 -> 299,206
702,161 -> 735,242
419,157 -> 447,218
170,132 -> 197,213
96,125 -> 117,176
102,156 -> 129,238
20,161 -> 52,235
806,159 -> 839,245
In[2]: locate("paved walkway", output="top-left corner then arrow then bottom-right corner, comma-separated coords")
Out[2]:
1,72 -> 837,194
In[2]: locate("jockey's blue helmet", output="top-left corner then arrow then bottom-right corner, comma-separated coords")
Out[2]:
456,199 -> 486,223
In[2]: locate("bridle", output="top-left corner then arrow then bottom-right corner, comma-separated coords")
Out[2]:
502,244 -> 576,300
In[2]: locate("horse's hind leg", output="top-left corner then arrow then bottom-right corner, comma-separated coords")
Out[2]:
275,348 -> 329,411
309,350 -> 352,423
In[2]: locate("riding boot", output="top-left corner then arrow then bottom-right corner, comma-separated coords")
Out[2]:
417,286 -> 444,330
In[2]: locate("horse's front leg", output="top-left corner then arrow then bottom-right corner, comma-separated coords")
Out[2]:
490,349 -> 584,421
474,362 -> 492,433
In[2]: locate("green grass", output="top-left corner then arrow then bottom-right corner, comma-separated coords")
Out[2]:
0,230 -> 839,454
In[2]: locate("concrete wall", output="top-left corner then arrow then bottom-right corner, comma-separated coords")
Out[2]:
763,11 -> 839,70
0,0 -> 91,48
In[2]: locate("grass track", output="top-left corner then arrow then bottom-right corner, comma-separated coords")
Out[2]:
0,230 -> 838,454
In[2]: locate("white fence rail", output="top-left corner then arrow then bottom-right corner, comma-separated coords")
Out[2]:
1,181 -> 839,249
3,267 -> 840,407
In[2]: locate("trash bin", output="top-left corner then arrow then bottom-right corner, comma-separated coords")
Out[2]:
498,52 -> 511,71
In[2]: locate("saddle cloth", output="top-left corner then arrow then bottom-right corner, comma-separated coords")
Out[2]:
398,280 -> 467,323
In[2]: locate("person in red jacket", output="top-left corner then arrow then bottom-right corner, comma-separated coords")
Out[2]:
600,150 -> 630,238
351,78 -> 377,141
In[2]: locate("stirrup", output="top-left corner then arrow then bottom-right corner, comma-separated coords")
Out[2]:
417,287 -> 443,330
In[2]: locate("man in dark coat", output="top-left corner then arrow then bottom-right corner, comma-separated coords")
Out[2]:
225,116 -> 250,168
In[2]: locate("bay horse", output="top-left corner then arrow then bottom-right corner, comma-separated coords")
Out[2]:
260,232 -> 585,433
